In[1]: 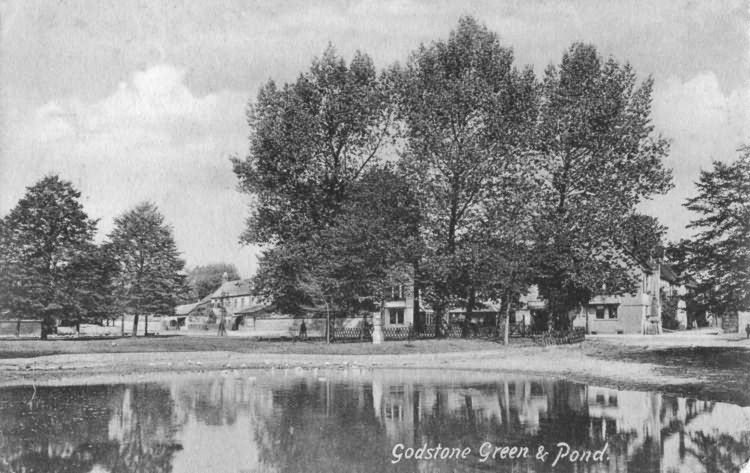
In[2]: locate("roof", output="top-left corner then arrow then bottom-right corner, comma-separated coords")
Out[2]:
175,302 -> 200,316
209,279 -> 254,299
175,298 -> 211,315
235,304 -> 271,315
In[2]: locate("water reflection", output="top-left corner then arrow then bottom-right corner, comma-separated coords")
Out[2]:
0,371 -> 748,473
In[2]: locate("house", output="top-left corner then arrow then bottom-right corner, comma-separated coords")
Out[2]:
168,298 -> 212,330
380,282 -> 415,328
585,257 -> 662,335
515,254 -> 671,335
209,276 -> 256,316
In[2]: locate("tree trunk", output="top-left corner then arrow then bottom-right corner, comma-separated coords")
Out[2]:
434,305 -> 445,338
504,296 -> 512,345
132,313 -> 139,337
465,286 -> 475,337
121,313 -> 125,336
413,261 -> 421,331
144,314 -> 148,336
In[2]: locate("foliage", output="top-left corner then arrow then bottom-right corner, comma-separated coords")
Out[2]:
660,288 -> 680,330
108,202 -> 186,335
187,263 -> 240,300
396,16 -> 539,332
677,147 -> 750,316
532,43 -> 672,327
233,45 -> 393,246
61,243 -> 119,325
301,166 -> 422,315
618,213 -> 667,262
0,176 -> 99,329
233,45 -> 397,312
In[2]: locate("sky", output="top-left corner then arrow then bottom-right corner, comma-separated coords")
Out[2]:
1,0 -> 748,278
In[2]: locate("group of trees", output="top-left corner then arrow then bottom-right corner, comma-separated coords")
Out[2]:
0,176 -> 188,336
234,17 -> 675,334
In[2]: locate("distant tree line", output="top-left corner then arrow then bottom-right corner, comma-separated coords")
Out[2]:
233,16 -> 680,334
0,176 -> 189,337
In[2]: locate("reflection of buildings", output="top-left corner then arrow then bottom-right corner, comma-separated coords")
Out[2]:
585,385 -> 750,473
372,378 -> 574,444
2,374 -> 749,473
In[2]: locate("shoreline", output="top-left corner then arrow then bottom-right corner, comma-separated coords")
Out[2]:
1,334 -> 748,404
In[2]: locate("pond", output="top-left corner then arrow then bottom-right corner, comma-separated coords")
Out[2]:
0,368 -> 748,472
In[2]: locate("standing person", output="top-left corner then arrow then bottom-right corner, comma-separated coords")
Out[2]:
217,316 -> 226,336
299,320 -> 307,340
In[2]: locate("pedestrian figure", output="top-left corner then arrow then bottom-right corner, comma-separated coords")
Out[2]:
299,320 -> 307,340
745,324 -> 749,339
218,316 -> 227,336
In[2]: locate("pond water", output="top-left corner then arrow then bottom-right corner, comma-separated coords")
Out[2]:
1,369 -> 748,473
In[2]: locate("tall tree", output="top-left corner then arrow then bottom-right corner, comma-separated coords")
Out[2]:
187,263 -> 240,300
301,166 -> 422,318
108,202 -> 186,336
232,45 -> 395,311
679,147 -> 750,316
396,16 -> 538,335
0,176 -> 97,334
532,43 -> 672,327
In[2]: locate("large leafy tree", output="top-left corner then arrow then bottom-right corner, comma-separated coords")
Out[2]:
678,147 -> 750,316
396,16 -> 538,334
0,176 -> 98,333
233,46 -> 395,312
108,202 -> 186,336
186,263 -> 240,300
532,43 -> 672,327
301,166 -> 422,317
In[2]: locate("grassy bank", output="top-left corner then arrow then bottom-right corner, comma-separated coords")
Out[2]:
0,336 -> 515,358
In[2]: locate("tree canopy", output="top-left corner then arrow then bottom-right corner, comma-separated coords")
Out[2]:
396,16 -> 539,332
233,45 -> 399,313
678,147 -> 750,315
234,18 -> 674,331
108,202 -> 187,335
531,43 -> 672,326
0,176 -> 100,329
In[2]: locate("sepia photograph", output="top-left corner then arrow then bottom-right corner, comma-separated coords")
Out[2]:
0,1 -> 749,472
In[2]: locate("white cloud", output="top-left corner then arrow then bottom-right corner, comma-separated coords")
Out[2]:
1,64 -> 259,277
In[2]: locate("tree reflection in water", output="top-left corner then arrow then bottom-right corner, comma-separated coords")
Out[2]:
1,373 -> 748,473
0,383 -> 183,473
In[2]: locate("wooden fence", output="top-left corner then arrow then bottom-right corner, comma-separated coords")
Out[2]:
330,322 -> 585,345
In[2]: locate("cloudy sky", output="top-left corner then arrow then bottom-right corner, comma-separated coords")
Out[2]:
1,0 -> 748,277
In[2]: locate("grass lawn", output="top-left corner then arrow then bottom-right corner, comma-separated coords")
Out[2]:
0,335 -> 518,359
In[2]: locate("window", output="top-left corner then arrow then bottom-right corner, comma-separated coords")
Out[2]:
389,309 -> 404,324
595,305 -> 617,319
